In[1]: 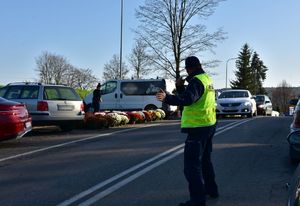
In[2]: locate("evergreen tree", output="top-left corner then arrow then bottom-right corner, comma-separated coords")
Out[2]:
230,44 -> 252,90
250,52 -> 268,94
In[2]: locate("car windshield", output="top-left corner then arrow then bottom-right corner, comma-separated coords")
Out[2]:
219,91 -> 249,98
255,96 -> 265,102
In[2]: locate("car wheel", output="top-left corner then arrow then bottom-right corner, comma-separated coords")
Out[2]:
290,157 -> 299,164
60,124 -> 74,132
247,112 -> 253,118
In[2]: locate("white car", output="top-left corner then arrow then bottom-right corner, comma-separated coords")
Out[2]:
216,89 -> 257,118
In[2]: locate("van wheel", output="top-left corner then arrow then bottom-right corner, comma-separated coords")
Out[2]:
144,105 -> 157,111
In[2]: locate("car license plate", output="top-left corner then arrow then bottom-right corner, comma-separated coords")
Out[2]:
58,105 -> 74,111
224,107 -> 237,111
25,121 -> 32,128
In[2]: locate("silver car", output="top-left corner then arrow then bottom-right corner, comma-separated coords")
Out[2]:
216,89 -> 257,118
0,82 -> 84,131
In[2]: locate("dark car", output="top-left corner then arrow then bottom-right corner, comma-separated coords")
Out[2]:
287,100 -> 300,162
254,95 -> 273,116
287,163 -> 300,206
0,97 -> 32,141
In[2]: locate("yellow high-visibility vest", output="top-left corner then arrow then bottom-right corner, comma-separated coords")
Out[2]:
181,73 -> 216,128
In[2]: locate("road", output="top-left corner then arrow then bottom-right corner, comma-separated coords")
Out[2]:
0,116 -> 295,206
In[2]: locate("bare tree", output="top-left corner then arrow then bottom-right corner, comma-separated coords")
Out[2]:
35,51 -> 69,84
75,68 -> 98,90
36,51 -> 98,90
135,0 -> 226,80
102,54 -> 129,81
272,80 -> 295,113
63,66 -> 98,90
128,39 -> 151,79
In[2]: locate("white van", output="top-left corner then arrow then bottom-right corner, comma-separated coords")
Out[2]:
84,79 -> 177,112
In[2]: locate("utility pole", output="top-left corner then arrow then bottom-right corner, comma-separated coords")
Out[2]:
119,0 -> 123,79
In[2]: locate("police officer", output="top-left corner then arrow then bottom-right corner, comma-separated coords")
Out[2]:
156,56 -> 218,206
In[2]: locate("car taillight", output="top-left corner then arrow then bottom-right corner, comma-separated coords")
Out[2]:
293,111 -> 300,128
80,102 -> 84,112
37,101 -> 48,111
0,105 -> 18,116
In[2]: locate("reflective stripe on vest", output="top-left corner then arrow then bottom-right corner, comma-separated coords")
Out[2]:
181,73 -> 216,128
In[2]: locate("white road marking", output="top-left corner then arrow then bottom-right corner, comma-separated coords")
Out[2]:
58,118 -> 253,206
78,149 -> 184,206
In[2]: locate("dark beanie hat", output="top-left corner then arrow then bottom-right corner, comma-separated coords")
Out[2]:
185,56 -> 201,68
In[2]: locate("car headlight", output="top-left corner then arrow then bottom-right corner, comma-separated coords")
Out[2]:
244,102 -> 251,106
258,105 -> 264,108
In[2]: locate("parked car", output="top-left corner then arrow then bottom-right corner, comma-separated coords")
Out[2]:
83,79 -> 177,113
0,82 -> 84,131
254,95 -> 273,115
216,89 -> 257,118
287,100 -> 300,162
0,97 -> 32,141
287,162 -> 300,206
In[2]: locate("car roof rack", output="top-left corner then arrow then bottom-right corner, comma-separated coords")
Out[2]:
7,82 -> 42,86
6,82 -> 68,86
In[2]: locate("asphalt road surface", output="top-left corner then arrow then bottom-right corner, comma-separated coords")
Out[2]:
0,116 -> 295,206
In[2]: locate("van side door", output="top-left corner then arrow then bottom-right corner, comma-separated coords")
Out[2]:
119,82 -> 143,110
100,81 -> 119,110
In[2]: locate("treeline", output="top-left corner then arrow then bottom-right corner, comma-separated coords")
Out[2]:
35,51 -> 98,91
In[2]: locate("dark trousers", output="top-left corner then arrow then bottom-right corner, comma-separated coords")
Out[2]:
183,125 -> 218,206
92,102 -> 100,113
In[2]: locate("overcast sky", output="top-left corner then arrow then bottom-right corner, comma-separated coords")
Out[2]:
0,0 -> 299,89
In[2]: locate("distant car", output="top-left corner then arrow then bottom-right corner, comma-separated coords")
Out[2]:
254,95 -> 273,116
271,111 -> 280,117
289,99 -> 299,116
216,89 -> 257,118
287,100 -> 300,162
0,97 -> 32,141
0,82 -> 85,131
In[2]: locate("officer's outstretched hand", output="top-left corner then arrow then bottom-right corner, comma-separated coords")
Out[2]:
156,89 -> 166,102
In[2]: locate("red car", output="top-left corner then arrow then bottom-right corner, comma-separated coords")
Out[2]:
0,97 -> 32,141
